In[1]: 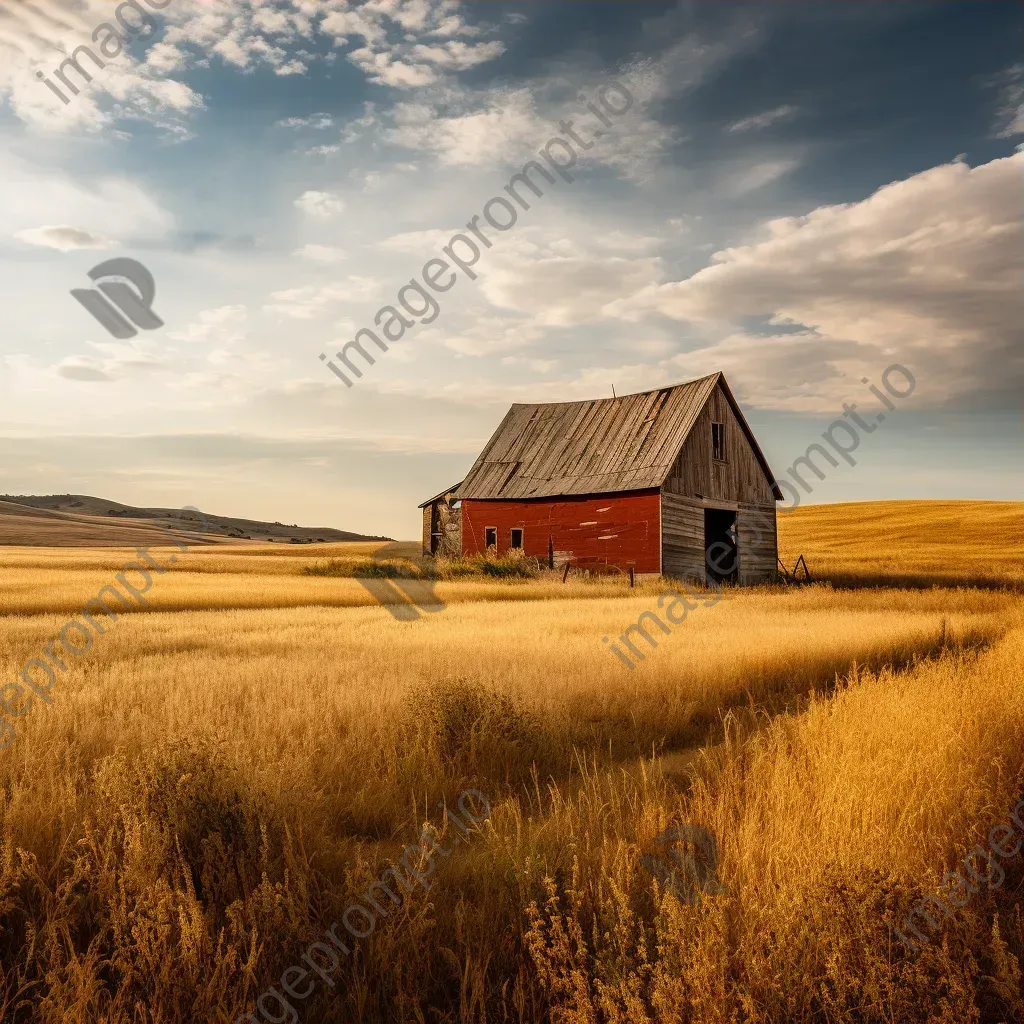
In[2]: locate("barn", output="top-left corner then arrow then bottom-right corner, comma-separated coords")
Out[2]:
419,372 -> 782,584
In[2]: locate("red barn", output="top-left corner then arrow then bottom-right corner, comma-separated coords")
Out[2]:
419,372 -> 782,584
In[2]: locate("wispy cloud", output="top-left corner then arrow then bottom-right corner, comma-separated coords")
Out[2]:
14,224 -> 115,251
726,104 -> 797,133
294,190 -> 345,218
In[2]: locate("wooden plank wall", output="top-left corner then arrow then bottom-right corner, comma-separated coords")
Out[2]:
436,502 -> 462,558
423,501 -> 462,557
421,506 -> 433,556
736,504 -> 778,583
661,492 -> 706,581
663,383 -> 776,504
662,493 -> 778,583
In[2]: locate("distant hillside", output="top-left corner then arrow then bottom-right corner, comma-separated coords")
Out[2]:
0,494 -> 389,548
778,499 -> 1024,588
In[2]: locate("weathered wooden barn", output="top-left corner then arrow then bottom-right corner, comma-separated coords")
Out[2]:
419,372 -> 782,584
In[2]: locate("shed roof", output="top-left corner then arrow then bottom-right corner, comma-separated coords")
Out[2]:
455,372 -> 782,501
417,481 -> 464,509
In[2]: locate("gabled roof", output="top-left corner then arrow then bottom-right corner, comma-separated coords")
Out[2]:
417,481 -> 464,509
455,372 -> 783,501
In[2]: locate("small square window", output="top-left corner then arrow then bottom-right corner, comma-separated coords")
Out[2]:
484,527 -> 497,549
712,422 -> 726,462
510,528 -> 524,549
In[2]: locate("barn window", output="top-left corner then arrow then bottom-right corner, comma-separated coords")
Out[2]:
712,422 -> 726,462
484,527 -> 497,549
510,528 -> 524,550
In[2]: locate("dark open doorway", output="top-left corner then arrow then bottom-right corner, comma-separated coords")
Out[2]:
704,508 -> 738,583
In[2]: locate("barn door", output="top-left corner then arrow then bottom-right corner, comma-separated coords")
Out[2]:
703,508 -> 738,583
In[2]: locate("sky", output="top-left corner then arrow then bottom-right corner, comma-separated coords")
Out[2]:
0,0 -> 1021,538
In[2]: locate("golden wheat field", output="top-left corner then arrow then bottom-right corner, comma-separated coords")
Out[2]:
777,499 -> 1024,588
0,501 -> 1022,1023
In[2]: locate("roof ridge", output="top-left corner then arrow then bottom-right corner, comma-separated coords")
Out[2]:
509,372 -> 721,409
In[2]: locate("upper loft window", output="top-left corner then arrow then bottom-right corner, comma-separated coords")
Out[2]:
712,421 -> 726,462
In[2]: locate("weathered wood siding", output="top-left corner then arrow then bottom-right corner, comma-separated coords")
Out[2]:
423,500 -> 462,557
421,506 -> 433,556
661,493 -> 778,583
461,491 -> 661,573
736,505 -> 777,583
663,382 -> 776,505
661,492 -> 706,581
436,502 -> 462,557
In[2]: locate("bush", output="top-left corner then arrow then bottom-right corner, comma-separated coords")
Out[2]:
302,552 -> 541,582
302,557 -> 435,579
405,678 -> 555,788
434,552 -> 541,580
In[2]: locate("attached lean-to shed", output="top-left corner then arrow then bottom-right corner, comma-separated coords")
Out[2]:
419,372 -> 782,584
418,481 -> 463,558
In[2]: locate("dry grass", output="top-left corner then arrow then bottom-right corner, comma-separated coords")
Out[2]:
524,616 -> 1024,1024
0,500 -> 1022,1022
779,499 -> 1024,588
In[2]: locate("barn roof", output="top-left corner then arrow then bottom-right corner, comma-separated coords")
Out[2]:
455,372 -> 783,501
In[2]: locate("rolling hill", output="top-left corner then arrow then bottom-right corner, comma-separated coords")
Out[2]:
0,494 -> 389,547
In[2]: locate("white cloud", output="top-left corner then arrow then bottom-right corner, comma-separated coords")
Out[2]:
722,158 -> 799,196
593,230 -> 663,254
167,305 -> 248,345
55,357 -> 114,383
294,190 -> 346,218
378,51 -> 683,179
53,336 -> 176,384
0,0 -> 205,134
388,87 -> 544,166
378,228 -> 458,252
0,0 -> 507,133
991,62 -> 1024,138
481,252 -> 663,326
607,154 -> 1024,410
295,244 -> 348,264
14,224 -> 114,251
437,316 -> 545,356
410,40 -> 505,70
263,277 -> 379,319
346,47 -> 437,88
0,152 -> 175,242
726,104 -> 797,133
278,113 -> 334,129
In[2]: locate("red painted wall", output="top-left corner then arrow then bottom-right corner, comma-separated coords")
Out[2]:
460,490 -> 661,574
